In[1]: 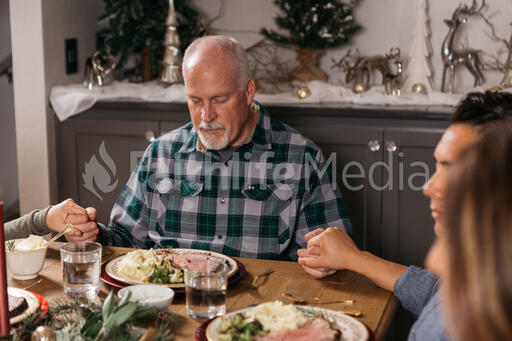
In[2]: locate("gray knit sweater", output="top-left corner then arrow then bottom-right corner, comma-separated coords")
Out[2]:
394,266 -> 450,341
3,207 -> 52,240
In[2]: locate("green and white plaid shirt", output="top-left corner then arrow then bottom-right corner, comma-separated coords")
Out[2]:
98,102 -> 351,260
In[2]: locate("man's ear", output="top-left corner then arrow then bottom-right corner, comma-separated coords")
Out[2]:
245,77 -> 256,105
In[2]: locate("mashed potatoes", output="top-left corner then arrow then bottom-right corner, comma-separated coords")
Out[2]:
117,249 -> 160,281
15,235 -> 47,250
244,301 -> 308,334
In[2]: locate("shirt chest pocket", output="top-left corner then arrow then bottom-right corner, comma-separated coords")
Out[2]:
156,179 -> 204,234
240,184 -> 295,252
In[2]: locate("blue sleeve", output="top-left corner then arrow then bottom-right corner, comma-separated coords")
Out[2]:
393,266 -> 439,317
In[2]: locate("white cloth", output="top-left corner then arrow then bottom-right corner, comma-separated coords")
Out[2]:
256,81 -> 464,106
50,80 -> 489,122
50,81 -> 188,121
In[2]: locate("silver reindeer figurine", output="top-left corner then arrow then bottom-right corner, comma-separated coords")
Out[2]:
384,48 -> 403,96
332,49 -> 391,90
441,0 -> 486,93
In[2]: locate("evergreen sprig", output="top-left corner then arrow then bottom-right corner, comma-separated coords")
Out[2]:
261,0 -> 362,49
6,240 -> 16,251
98,0 -> 204,78
13,292 -> 179,341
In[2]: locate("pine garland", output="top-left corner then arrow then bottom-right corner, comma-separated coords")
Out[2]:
98,0 -> 204,78
261,0 -> 361,49
13,292 -> 179,341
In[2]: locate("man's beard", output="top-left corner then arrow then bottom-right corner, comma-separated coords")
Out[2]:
197,121 -> 230,150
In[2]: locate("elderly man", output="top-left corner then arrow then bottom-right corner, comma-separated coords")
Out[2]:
298,91 -> 512,340
98,36 -> 351,260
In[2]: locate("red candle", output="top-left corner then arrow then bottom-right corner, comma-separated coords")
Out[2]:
0,202 -> 10,336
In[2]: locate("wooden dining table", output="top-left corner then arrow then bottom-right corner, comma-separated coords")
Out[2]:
8,243 -> 399,340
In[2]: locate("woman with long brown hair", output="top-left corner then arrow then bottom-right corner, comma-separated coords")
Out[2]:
426,120 -> 512,341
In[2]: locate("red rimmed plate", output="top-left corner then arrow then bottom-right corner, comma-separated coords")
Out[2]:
101,258 -> 246,293
28,290 -> 49,321
106,249 -> 239,287
8,288 -> 48,325
194,309 -> 376,341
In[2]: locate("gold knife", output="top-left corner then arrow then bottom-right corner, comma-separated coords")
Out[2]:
337,309 -> 362,317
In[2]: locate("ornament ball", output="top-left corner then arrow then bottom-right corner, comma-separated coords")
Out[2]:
353,82 -> 367,93
31,326 -> 57,341
296,87 -> 312,99
412,83 -> 427,95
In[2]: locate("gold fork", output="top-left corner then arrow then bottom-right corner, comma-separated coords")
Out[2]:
101,251 -> 119,265
251,269 -> 274,289
21,278 -> 44,291
281,292 -> 354,305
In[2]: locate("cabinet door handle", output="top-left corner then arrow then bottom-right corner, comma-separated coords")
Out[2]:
385,140 -> 398,152
145,130 -> 156,142
368,140 -> 381,152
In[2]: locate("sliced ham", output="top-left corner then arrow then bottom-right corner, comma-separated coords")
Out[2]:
157,251 -> 225,271
255,318 -> 341,341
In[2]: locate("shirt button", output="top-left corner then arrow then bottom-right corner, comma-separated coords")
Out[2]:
220,198 -> 225,204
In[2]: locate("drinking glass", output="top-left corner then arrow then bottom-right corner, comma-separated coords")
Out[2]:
60,242 -> 102,297
184,260 -> 228,319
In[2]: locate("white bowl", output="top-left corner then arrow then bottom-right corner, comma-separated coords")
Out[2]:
118,284 -> 174,311
5,239 -> 48,280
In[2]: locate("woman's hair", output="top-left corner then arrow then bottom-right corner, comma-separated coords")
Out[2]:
443,119 -> 512,341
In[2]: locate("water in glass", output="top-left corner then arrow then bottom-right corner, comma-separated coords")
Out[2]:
185,260 -> 227,319
60,242 -> 101,297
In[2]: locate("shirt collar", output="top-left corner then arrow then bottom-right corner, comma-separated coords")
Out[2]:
249,101 -> 273,151
177,126 -> 199,155
178,101 -> 273,156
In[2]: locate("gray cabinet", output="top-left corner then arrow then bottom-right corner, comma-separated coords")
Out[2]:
381,128 -> 443,265
56,102 -> 449,266
288,124 -> 383,252
285,121 -> 444,265
58,119 -> 159,226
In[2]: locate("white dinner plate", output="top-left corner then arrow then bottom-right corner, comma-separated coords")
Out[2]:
206,304 -> 370,341
105,248 -> 238,288
8,287 -> 40,325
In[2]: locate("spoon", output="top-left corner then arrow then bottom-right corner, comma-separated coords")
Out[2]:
44,224 -> 76,247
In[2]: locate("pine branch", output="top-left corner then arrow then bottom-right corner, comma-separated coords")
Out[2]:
260,0 -> 361,49
13,296 -> 179,341
98,0 -> 204,78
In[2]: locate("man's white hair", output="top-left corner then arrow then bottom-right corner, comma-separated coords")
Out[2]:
183,35 -> 250,91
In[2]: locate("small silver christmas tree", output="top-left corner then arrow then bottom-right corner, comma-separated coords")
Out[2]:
403,0 -> 434,93
160,0 -> 183,84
